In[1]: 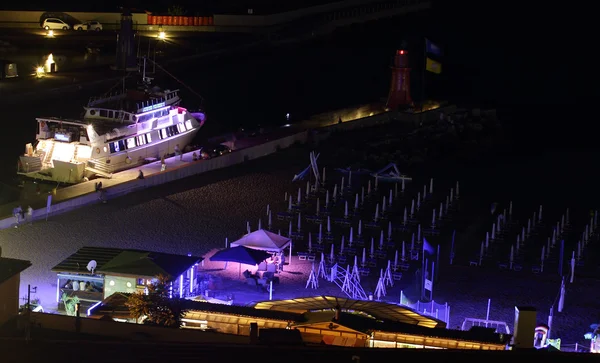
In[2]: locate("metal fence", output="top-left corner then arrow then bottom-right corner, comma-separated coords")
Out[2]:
398,290 -> 450,326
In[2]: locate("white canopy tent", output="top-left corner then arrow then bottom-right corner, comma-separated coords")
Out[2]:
230,229 -> 293,265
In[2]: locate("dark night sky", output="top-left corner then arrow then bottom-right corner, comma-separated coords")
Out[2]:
6,0 -> 590,146
428,1 -> 589,148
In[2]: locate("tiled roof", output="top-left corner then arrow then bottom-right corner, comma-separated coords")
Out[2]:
0,257 -> 32,285
254,296 -> 443,328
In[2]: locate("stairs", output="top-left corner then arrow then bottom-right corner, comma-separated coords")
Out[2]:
42,143 -> 55,168
330,264 -> 367,300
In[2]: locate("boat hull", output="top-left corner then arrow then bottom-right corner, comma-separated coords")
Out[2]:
18,126 -> 200,183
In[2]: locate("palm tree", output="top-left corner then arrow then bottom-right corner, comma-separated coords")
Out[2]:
125,274 -> 187,327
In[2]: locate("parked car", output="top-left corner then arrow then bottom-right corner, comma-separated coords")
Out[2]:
42,18 -> 70,30
74,21 -> 103,31
199,144 -> 232,159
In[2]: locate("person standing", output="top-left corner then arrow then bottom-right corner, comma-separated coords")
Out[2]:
13,205 -> 22,228
27,206 -> 33,225
174,144 -> 183,161
279,253 -> 286,272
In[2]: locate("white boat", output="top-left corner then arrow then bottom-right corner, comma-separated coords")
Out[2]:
18,81 -> 205,184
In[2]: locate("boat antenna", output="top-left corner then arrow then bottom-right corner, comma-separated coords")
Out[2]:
145,58 -> 205,107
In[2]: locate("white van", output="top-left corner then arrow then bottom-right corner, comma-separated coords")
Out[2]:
42,18 -> 70,30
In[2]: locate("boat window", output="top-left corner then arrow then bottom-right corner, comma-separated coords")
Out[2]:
109,140 -> 127,153
137,135 -> 146,145
124,113 -> 130,121
109,111 -> 114,119
162,109 -> 168,116
185,120 -> 193,130
90,110 -> 96,116
160,129 -> 168,139
146,133 -> 152,143
100,110 -> 108,118
126,137 -> 136,149
167,125 -> 179,137
177,123 -> 186,133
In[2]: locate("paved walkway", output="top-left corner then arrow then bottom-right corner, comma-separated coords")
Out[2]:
0,150 -> 203,219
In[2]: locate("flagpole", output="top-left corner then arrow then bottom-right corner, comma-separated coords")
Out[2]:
421,246 -> 425,300
420,37 -> 426,125
435,244 -> 440,283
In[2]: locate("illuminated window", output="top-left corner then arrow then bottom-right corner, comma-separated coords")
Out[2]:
160,129 -> 168,139
146,133 -> 152,143
177,123 -> 186,133
185,120 -> 193,130
126,138 -> 136,149
137,135 -> 146,145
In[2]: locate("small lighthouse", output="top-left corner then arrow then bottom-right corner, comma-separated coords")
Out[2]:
386,49 -> 412,110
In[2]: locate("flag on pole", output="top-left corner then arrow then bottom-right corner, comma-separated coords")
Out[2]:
426,58 -> 442,74
425,39 -> 442,56
423,237 -> 435,255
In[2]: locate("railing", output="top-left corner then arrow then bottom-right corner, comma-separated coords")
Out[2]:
399,291 -> 450,326
328,263 -> 368,300
88,92 -> 127,107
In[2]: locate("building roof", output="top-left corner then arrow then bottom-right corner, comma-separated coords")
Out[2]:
0,257 -> 32,285
51,247 -> 202,278
254,296 -> 443,328
51,247 -> 124,274
89,293 -> 305,323
301,311 -> 510,345
98,250 -> 201,278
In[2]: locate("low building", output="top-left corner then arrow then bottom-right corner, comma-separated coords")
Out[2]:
51,247 -> 202,310
255,296 -> 510,349
89,293 -> 305,333
88,294 -> 509,350
0,257 -> 32,327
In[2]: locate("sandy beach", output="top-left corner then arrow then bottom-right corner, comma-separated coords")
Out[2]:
1,123 -> 599,350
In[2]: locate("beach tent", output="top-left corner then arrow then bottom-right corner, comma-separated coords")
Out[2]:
210,246 -> 272,278
230,229 -> 293,265
210,246 -> 271,266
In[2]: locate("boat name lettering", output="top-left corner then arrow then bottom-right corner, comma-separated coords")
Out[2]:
141,102 -> 166,113
54,133 -> 71,142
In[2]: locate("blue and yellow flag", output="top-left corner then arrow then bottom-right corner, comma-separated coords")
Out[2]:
425,39 -> 442,56
426,57 -> 441,74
